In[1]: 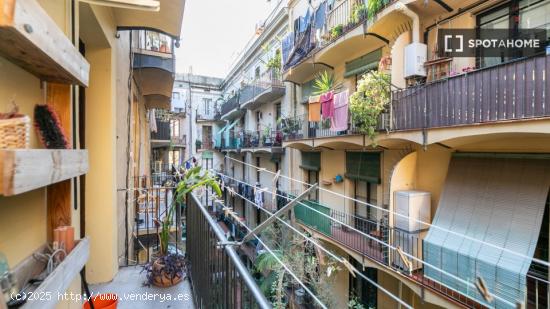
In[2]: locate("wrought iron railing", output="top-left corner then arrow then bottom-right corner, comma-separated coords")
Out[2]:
133,30 -> 173,54
220,93 -> 240,116
392,54 -> 550,131
186,193 -> 271,308
241,129 -> 283,148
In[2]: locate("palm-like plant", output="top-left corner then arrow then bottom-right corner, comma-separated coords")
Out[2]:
312,71 -> 334,95
158,166 -> 221,256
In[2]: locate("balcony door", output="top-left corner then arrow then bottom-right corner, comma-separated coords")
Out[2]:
353,180 -> 378,233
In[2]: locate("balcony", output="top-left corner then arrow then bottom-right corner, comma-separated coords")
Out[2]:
240,129 -> 284,152
196,110 -> 221,122
283,0 -> 393,82
132,30 -> 175,110
239,70 -> 285,110
392,54 -> 550,131
150,118 -> 186,148
220,93 -> 242,120
281,113 -> 389,142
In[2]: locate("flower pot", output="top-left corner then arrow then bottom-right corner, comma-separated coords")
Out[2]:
83,294 -> 118,309
151,257 -> 184,287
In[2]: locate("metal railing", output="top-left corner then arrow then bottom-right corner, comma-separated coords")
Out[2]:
220,93 -> 240,116
392,54 -> 550,131
122,176 -> 182,266
186,193 -> 271,309
241,129 -> 283,148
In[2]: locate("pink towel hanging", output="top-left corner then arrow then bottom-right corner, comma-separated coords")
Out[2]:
330,90 -> 349,132
320,91 -> 334,118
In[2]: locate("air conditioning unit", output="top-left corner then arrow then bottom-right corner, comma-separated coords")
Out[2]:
395,190 -> 430,231
404,43 -> 427,78
393,190 -> 431,271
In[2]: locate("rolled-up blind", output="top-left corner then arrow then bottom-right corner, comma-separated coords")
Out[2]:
344,48 -> 382,78
300,151 -> 321,171
345,152 -> 381,183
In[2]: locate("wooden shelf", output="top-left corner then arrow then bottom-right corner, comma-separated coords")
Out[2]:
0,149 -> 89,196
0,0 -> 89,86
11,238 -> 90,309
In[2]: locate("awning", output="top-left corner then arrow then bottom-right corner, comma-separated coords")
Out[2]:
112,0 -> 185,38
214,123 -> 230,148
344,48 -> 382,78
424,155 -> 550,308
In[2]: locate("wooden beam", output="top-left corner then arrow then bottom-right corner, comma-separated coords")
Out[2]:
0,0 -> 89,86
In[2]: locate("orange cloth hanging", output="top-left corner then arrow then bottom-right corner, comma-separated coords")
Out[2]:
308,95 -> 321,122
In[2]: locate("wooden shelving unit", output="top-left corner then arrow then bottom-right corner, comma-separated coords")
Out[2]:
0,0 -> 89,86
11,238 -> 90,309
0,149 -> 89,196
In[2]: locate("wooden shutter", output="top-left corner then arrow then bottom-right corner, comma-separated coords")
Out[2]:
345,152 -> 381,183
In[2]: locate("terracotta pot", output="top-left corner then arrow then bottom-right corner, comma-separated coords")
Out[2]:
83,294 -> 118,309
151,258 -> 183,287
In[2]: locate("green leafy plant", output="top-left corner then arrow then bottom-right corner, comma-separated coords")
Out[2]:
195,139 -> 202,149
348,295 -> 366,309
266,49 -> 282,74
367,0 -> 390,20
312,71 -> 334,95
350,2 -> 368,24
329,24 -> 344,39
349,70 -> 391,143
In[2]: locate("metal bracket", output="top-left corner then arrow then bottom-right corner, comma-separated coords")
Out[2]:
240,184 -> 318,243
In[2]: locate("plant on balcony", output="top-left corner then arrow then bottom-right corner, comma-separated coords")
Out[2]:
367,0 -> 390,20
144,166 -> 221,287
278,116 -> 301,138
349,70 -> 390,143
349,2 -> 368,25
312,71 -> 334,95
254,226 -> 340,308
266,49 -> 282,75
329,24 -> 344,40
195,139 -> 202,150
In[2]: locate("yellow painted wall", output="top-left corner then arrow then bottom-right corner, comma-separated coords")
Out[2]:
414,145 -> 452,217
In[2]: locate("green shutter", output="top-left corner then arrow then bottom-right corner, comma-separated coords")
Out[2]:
300,151 -> 321,171
202,151 -> 213,159
300,79 -> 315,103
344,48 -> 382,78
345,152 -> 381,183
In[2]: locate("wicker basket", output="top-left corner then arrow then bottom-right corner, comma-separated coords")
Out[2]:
0,116 -> 30,149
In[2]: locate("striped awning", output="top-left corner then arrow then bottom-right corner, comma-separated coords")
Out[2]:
424,155 -> 550,308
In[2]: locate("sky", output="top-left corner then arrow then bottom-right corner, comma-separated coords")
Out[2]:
175,0 -> 277,78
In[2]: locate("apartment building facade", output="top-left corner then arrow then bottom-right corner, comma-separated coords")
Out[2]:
173,73 -> 224,170
210,0 -> 550,308
0,1 -> 184,308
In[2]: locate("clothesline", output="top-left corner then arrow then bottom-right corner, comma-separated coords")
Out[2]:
224,155 -> 550,271
218,171 -> 517,307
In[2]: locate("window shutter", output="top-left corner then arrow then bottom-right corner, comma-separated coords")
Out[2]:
345,152 -> 381,183
300,151 -> 321,171
344,48 -> 382,78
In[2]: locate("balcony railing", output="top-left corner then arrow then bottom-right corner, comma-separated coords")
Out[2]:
281,113 -> 389,142
186,193 -> 270,308
220,93 -> 240,117
288,192 -> 550,308
283,0 -> 389,71
151,119 -> 171,140
240,69 -> 285,110
392,54 -> 550,131
240,129 -> 283,148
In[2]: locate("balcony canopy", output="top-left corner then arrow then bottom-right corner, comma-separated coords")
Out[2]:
112,0 -> 185,38
424,154 -> 550,308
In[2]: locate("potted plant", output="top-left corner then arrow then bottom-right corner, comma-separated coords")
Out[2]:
195,139 -> 202,150
263,125 -> 272,146
329,24 -> 344,40
143,166 -> 221,287
349,2 -> 367,25
312,71 -> 334,95
349,70 -> 391,144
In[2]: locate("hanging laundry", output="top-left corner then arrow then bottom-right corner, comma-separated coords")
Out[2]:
314,2 -> 327,29
254,184 -> 264,208
320,91 -> 334,118
149,109 -> 157,133
308,95 -> 321,122
331,90 -> 349,132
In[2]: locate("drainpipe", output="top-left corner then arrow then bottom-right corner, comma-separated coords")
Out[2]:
395,2 -> 420,43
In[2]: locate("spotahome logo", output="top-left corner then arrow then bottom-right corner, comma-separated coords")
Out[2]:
438,29 -> 547,58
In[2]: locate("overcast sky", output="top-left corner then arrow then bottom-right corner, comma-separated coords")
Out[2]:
175,0 -> 276,78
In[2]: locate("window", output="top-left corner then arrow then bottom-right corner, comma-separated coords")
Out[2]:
354,180 -> 378,232
170,119 -> 180,137
172,92 -> 180,100
305,170 -> 319,201
275,103 -> 282,130
477,0 -> 550,67
168,150 -> 180,166
203,98 -> 212,115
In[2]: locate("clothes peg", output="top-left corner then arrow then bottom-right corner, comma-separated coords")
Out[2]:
475,276 -> 493,303
396,247 -> 413,275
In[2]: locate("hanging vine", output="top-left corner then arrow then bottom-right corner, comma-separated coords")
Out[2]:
349,70 -> 391,143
